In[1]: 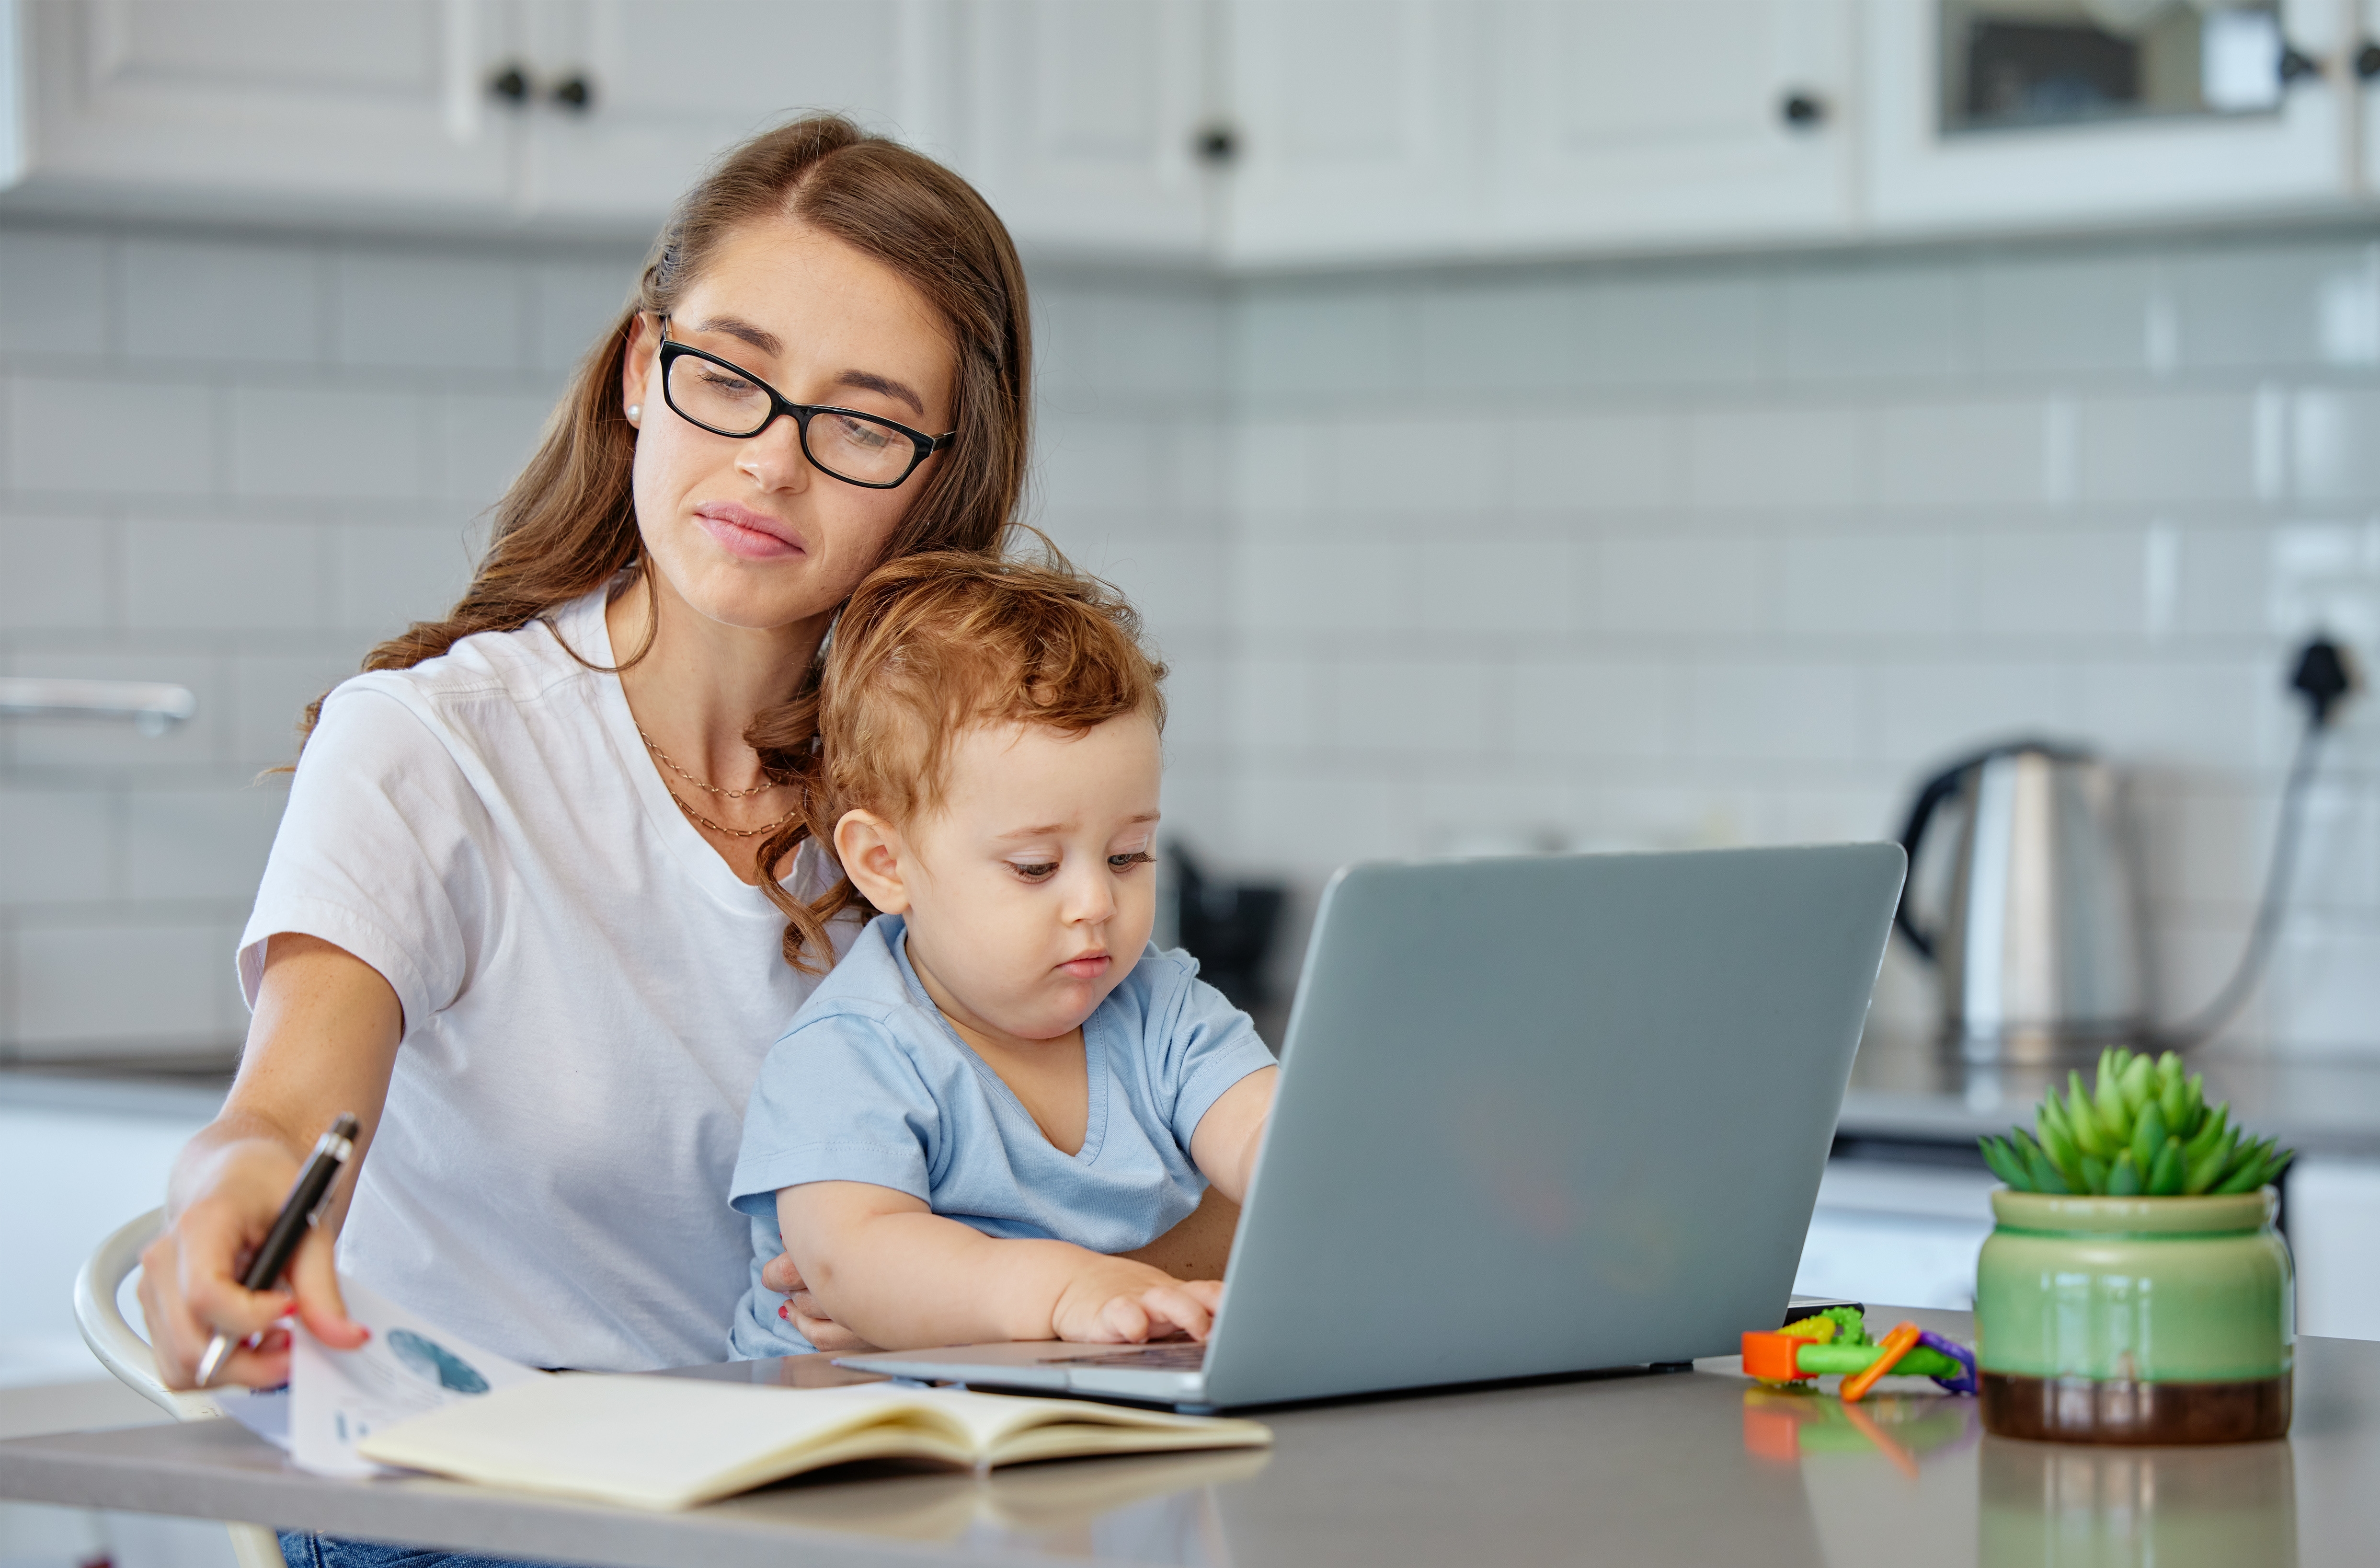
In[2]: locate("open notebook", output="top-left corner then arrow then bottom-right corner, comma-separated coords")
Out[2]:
355,1374 -> 1272,1511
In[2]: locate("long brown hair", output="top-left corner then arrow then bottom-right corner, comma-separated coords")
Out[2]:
780,544 -> 1167,971
307,114 -> 1032,964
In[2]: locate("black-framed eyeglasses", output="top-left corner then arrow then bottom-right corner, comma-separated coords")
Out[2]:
655,321 -> 956,490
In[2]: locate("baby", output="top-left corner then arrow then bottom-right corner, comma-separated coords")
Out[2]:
726,550 -> 1279,1356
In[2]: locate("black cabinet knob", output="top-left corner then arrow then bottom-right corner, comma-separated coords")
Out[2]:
2356,41 -> 2380,80
1192,121 -> 1237,166
1780,91 -> 1825,128
2278,46 -> 2321,84
551,74 -> 594,112
488,64 -> 529,104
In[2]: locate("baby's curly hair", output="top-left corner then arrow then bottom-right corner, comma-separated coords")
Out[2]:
767,543 -> 1166,972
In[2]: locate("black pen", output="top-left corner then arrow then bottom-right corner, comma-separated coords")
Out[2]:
195,1113 -> 360,1388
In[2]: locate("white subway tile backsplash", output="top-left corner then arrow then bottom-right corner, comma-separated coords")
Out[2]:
1780,265 -> 1967,384
2289,388 -> 2380,503
1237,539 -> 1412,635
336,520 -> 478,636
1232,283 -> 1418,403
1585,273 -> 1765,389
1033,414 -> 1165,515
2078,393 -> 2259,505
1510,658 -> 1677,760
1867,398 -> 2048,508
1973,252 -> 2155,376
9,377 -> 217,496
1088,287 -> 1228,401
0,232 -> 111,356
1332,657 -> 1502,758
1418,277 -> 1587,395
1077,535 -> 1226,638
1508,411 -> 1678,513
232,657 -> 357,770
441,390 -> 557,509
1684,404 -> 1860,511
231,385 -> 429,500
0,788 -> 114,905
1330,414 -> 1482,514
1873,660 -> 2078,770
124,787 -> 286,902
1415,539 -> 1577,635
10,918 -> 239,1051
335,253 -> 526,371
0,515 -> 112,629
1228,416 -> 1324,520
122,238 -> 322,364
532,256 -> 638,374
6,648 -> 226,774
1964,528 -> 2150,638
2073,658 -> 2266,767
1779,533 -> 1963,638
123,518 -> 324,633
1595,535 -> 1773,636
2175,243 -> 2371,371
1230,656 -> 1328,754
1684,661 -> 1867,764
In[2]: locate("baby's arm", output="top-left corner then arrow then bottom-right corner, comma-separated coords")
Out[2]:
1188,1065 -> 1278,1204
778,1182 -> 1224,1350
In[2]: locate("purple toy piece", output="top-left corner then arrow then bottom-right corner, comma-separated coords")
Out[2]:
1917,1329 -> 1978,1395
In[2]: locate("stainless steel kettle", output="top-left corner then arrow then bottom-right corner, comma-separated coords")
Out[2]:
1894,740 -> 2147,1062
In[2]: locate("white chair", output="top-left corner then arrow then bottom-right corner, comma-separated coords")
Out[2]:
74,1208 -> 286,1568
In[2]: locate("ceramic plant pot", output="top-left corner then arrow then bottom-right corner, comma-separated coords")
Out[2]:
1974,1188 -> 2293,1444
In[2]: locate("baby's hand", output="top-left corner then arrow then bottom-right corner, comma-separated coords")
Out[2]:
1051,1258 -> 1223,1344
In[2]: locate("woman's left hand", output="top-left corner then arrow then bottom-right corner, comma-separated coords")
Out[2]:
761,1248 -> 877,1351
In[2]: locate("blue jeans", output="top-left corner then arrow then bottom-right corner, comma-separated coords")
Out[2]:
278,1532 -> 583,1568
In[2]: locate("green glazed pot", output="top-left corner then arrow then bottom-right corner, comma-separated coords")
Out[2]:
1974,1188 -> 2293,1444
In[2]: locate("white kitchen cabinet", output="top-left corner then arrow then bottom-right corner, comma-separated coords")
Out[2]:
2360,0 -> 2380,194
515,0 -> 956,230
956,0 -> 1211,260
2291,1155 -> 2380,1340
7,0 -> 517,222
1483,0 -> 1857,255
1218,0 -> 1479,266
1865,0 -> 2357,237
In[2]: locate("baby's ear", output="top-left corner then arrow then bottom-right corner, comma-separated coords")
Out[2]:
834,809 -> 910,913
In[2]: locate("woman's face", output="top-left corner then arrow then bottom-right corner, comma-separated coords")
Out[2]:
621,215 -> 957,635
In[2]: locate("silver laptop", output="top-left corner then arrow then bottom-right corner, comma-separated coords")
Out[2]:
835,842 -> 1904,1411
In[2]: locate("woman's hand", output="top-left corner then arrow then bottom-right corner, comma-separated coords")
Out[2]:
1051,1262 -> 1222,1345
759,1249 -> 877,1353
140,1137 -> 366,1388
145,934 -> 400,1390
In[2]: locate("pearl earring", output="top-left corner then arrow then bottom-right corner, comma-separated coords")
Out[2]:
626,404 -> 641,422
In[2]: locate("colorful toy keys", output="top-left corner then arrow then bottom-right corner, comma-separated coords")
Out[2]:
1741,1308 -> 1978,1401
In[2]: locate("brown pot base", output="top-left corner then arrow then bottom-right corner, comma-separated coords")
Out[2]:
1980,1371 -> 2291,1444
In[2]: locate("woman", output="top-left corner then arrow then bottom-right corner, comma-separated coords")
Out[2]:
138,115 -> 1227,1406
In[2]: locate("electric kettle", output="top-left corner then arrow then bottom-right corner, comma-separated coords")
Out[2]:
1894,739 -> 2148,1062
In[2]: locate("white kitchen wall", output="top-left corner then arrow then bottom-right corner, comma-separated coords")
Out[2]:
4,218 -> 2376,1060
1213,235 -> 2380,1058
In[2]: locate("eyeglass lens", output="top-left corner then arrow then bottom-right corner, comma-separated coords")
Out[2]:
664,352 -> 920,486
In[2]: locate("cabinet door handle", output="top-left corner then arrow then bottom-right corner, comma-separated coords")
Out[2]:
551,74 -> 595,112
1779,90 -> 1826,128
1192,121 -> 1237,166
2355,40 -> 2380,81
2278,45 -> 2322,85
488,64 -> 530,105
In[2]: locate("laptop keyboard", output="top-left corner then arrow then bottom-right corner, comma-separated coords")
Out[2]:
1038,1342 -> 1210,1371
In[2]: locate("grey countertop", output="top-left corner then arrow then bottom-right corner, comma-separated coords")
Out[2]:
1836,1035 -> 2380,1158
4,1310 -> 2377,1568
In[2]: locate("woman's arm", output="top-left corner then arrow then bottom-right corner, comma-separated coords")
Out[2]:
778,1182 -> 1224,1350
139,933 -> 402,1389
1187,1066 -> 1278,1206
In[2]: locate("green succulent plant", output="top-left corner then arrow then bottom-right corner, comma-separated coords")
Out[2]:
1980,1048 -> 2293,1197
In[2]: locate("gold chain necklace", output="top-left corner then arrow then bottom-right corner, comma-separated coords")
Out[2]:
637,725 -> 783,800
635,725 -> 799,839
656,781 -> 802,840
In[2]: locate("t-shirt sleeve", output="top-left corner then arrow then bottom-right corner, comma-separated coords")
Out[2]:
1149,958 -> 1280,1153
729,1014 -> 940,1217
237,682 -> 489,1035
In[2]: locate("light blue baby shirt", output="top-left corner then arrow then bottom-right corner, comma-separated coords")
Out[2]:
726,912 -> 1276,1359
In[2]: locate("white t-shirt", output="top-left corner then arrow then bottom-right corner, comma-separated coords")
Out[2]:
239,586 -> 852,1372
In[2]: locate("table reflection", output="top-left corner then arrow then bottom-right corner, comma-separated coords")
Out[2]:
1979,1437 -> 2295,1568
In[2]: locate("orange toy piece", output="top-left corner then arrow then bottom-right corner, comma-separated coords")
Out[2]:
1838,1322 -> 1922,1404
1741,1330 -> 1818,1383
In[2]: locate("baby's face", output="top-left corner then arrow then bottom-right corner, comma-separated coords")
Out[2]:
899,711 -> 1163,1043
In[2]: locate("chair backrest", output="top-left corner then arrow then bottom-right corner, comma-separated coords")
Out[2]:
74,1207 -> 229,1422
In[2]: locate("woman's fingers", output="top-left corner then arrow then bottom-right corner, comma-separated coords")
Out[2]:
287,1229 -> 366,1351
152,1199 -> 290,1388
759,1250 -> 808,1297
